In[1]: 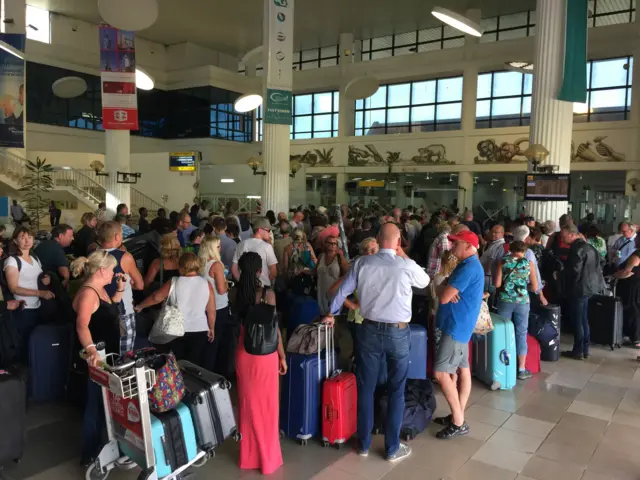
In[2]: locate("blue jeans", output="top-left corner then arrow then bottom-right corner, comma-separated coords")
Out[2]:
82,379 -> 105,462
497,301 -> 530,357
355,321 -> 410,456
571,296 -> 591,356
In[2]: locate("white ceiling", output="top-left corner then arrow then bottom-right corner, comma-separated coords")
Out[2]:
26,0 -> 536,57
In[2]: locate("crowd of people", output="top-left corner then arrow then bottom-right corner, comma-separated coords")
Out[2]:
6,195 -> 640,473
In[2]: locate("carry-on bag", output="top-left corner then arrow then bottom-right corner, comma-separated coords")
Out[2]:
472,314 -> 516,390
525,334 -> 541,374
321,330 -> 356,448
588,295 -> 623,350
280,324 -> 333,445
287,296 -> 319,335
28,323 -> 73,402
179,360 -> 239,454
528,313 -> 558,345
540,335 -> 560,362
539,304 -> 561,336
407,324 -> 427,380
0,367 -> 26,466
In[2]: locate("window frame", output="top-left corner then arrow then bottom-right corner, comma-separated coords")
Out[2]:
588,0 -> 635,27
475,70 -> 532,129
480,10 -> 536,43
25,5 -> 51,44
361,26 -> 464,61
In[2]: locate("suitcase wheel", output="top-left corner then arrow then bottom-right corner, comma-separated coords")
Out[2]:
402,433 -> 414,441
322,441 -> 329,448
334,443 -> 341,450
299,439 -> 307,446
136,469 -> 154,480
233,431 -> 242,442
280,430 -> 285,439
85,464 -> 110,480
491,381 -> 501,391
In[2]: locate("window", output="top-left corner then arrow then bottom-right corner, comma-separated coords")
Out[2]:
588,0 -> 635,27
480,11 -> 536,43
355,76 -> 463,135
255,90 -> 339,141
293,46 -> 339,70
575,56 -> 633,122
476,71 -> 532,128
26,5 -> 50,43
361,27 -> 464,61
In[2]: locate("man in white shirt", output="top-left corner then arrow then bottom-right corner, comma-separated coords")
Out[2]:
231,217 -> 278,287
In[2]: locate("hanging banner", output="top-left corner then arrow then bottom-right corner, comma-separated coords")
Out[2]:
558,0 -> 588,103
99,24 -> 138,130
0,33 -> 25,148
264,0 -> 294,124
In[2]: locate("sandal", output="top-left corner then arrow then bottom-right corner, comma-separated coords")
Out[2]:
433,414 -> 452,426
436,422 -> 469,440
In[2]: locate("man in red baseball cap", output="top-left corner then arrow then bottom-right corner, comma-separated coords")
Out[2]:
432,229 -> 484,439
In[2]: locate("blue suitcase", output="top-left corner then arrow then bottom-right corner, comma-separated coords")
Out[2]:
472,314 -> 517,391
407,324 -> 427,380
120,403 -> 198,477
28,323 -> 73,402
288,296 -> 319,334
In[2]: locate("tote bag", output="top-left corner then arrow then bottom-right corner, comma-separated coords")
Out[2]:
149,277 -> 184,345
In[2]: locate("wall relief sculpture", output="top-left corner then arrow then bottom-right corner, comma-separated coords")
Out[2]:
347,144 -> 454,166
571,136 -> 626,162
290,148 -> 335,166
473,138 -> 529,164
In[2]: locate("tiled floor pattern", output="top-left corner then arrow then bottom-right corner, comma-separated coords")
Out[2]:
6,335 -> 640,480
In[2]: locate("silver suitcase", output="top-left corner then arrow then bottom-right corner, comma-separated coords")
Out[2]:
178,360 -> 239,454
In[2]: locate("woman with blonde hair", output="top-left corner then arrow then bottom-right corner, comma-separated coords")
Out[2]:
144,233 -> 181,289
136,253 -> 216,366
283,228 -> 316,278
72,250 -> 127,466
198,235 -> 234,376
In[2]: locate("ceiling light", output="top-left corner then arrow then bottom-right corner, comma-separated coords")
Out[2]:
431,7 -> 484,37
135,67 -> 154,90
234,94 -> 263,113
352,177 -> 362,181
220,179 -> 235,183
506,61 -> 534,73
0,40 -> 23,60
246,195 -> 261,199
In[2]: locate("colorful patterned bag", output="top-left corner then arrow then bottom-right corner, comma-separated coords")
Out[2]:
147,353 -> 185,413
473,301 -> 494,336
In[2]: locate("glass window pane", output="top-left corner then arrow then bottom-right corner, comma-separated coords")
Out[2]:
443,25 -> 462,38
394,46 -> 414,57
595,13 -> 631,26
492,71 -> 524,97
412,80 -> 436,104
627,87 -> 632,107
492,97 -> 522,117
437,77 -> 463,102
411,105 -> 435,122
480,32 -> 498,43
355,98 -> 363,110
313,113 -> 332,131
436,103 -> 461,121
476,100 -> 491,119
301,49 -> 318,61
314,131 -> 332,138
477,74 -> 492,99
320,58 -> 337,67
294,115 -> 312,133
295,132 -> 312,139
500,12 -> 528,28
295,94 -> 312,115
522,96 -> 532,115
372,36 -> 393,49
320,45 -> 337,58
365,86 -> 387,109
523,74 -> 533,95
418,42 -> 441,52
395,31 -> 416,46
364,109 -> 386,129
499,28 -> 527,40
418,27 -> 441,42
355,111 -> 363,128
442,38 -> 464,49
481,17 -> 498,31
300,61 -> 316,71
590,88 -> 627,109
26,5 -> 50,43
333,113 -> 339,131
629,57 -> 634,84
333,92 -> 340,111
596,0 -> 632,13
314,92 -> 333,113
387,107 -> 409,125
388,83 -> 411,107
591,58 -> 629,88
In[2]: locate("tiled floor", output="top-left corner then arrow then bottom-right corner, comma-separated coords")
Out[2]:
6,335 -> 640,480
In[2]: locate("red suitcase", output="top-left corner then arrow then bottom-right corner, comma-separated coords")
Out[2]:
525,334 -> 541,374
321,331 -> 356,448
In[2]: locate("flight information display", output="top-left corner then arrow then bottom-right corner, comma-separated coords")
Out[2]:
524,174 -> 570,201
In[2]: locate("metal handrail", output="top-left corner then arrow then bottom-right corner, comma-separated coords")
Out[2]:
131,187 -> 164,213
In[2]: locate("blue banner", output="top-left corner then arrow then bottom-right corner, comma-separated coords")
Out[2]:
0,33 -> 25,147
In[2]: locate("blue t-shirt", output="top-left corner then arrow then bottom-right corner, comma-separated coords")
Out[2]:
178,225 -> 196,247
436,255 -> 485,343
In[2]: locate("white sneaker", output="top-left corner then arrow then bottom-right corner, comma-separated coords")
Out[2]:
385,443 -> 411,463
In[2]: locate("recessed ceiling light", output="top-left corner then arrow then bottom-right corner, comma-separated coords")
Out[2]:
352,177 -> 362,181
135,67 -> 154,90
431,7 -> 484,37
506,61 -> 534,73
234,94 -> 263,113
220,179 -> 235,183
246,195 -> 261,199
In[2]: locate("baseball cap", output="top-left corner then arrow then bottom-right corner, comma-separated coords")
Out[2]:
252,217 -> 273,231
448,230 -> 479,249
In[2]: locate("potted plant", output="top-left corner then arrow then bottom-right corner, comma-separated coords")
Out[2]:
19,157 -> 54,232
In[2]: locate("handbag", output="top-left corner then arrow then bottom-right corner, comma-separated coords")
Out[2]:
148,277 -> 184,345
147,353 -> 185,413
473,300 -> 494,335
242,303 -> 279,355
301,249 -> 316,269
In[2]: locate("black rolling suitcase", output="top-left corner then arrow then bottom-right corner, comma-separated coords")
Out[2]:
0,368 -> 26,467
178,360 -> 239,455
588,294 -> 623,350
539,304 -> 561,336
540,336 -> 560,362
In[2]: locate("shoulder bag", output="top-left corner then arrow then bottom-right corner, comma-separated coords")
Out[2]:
242,302 -> 279,355
149,277 -> 184,345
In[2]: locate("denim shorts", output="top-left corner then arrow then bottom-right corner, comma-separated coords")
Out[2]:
435,334 -> 469,374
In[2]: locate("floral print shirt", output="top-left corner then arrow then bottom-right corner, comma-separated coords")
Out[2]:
498,255 -> 530,304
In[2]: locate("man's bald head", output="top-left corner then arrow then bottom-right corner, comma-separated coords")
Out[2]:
379,222 -> 401,250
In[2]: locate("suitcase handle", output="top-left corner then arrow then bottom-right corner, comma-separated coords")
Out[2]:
317,323 -> 334,381
500,349 -> 510,366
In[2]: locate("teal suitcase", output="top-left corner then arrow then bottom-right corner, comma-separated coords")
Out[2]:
472,314 -> 517,390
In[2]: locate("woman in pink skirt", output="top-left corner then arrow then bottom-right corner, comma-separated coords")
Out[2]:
235,251 -> 286,475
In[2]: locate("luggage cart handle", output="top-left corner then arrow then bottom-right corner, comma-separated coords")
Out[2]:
79,342 -> 144,372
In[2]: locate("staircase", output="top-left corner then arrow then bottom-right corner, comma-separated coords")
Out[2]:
0,150 -> 164,214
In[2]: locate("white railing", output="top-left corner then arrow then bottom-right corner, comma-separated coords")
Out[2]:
0,149 -> 28,180
131,188 -> 164,214
50,168 -> 106,205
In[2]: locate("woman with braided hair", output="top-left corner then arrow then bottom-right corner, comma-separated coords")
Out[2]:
235,251 -> 286,475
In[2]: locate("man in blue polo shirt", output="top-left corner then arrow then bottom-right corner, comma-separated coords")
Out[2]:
433,230 -> 484,439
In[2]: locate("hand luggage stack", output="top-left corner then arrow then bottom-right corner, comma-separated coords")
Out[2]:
472,313 -> 517,390
530,306 -> 561,362
588,283 -> 623,350
525,334 -> 541,374
380,324 -> 428,385
287,296 -> 320,334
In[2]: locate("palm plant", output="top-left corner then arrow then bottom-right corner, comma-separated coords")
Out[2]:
19,157 -> 54,231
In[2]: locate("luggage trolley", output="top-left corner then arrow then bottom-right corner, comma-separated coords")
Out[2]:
83,345 -> 207,480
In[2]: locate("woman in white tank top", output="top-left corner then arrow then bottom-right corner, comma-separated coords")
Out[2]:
135,252 -> 216,366
198,235 -> 236,376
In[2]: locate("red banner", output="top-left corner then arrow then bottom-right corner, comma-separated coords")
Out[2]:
99,25 -> 138,130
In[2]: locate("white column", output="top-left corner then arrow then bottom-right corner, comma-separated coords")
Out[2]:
1,0 -> 25,34
104,130 -> 131,216
338,33 -> 356,137
457,171 -> 473,212
525,0 -> 573,224
336,172 -> 349,205
261,0 -> 293,214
